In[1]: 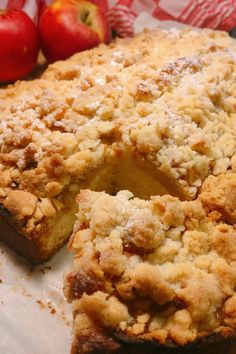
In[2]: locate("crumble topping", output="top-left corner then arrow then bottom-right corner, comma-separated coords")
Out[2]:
0,30 -> 236,223
65,174 -> 236,349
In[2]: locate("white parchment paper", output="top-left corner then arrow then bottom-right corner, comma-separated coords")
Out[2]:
0,15 -> 189,354
0,242 -> 72,354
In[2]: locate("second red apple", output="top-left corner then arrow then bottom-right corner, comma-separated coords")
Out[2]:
39,0 -> 111,63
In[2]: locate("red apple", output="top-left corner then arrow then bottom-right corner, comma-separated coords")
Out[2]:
0,9 -> 39,83
39,0 -> 111,63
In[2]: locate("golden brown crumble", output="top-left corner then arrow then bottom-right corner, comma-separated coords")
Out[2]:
1,29 -> 236,243
65,175 -> 236,351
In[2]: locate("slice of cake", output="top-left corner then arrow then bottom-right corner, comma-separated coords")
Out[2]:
1,28 -> 236,262
64,174 -> 236,353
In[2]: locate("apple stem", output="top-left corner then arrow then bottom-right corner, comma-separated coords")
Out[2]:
80,11 -> 90,24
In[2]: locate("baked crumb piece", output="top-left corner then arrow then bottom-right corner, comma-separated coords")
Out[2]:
65,180 -> 236,352
200,173 -> 236,223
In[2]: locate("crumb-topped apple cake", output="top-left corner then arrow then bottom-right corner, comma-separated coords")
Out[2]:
64,175 -> 236,353
1,28 -> 236,262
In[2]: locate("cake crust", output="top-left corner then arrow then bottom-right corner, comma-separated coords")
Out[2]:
71,331 -> 236,354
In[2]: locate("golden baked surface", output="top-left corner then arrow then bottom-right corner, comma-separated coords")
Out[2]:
1,27 -> 236,261
65,174 -> 236,352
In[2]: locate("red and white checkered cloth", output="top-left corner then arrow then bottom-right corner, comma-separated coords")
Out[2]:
0,0 -> 50,22
1,0 -> 236,36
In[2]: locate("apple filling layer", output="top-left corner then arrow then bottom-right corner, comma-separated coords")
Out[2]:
39,155 -> 184,261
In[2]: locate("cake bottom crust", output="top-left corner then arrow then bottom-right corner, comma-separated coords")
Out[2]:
71,330 -> 236,354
